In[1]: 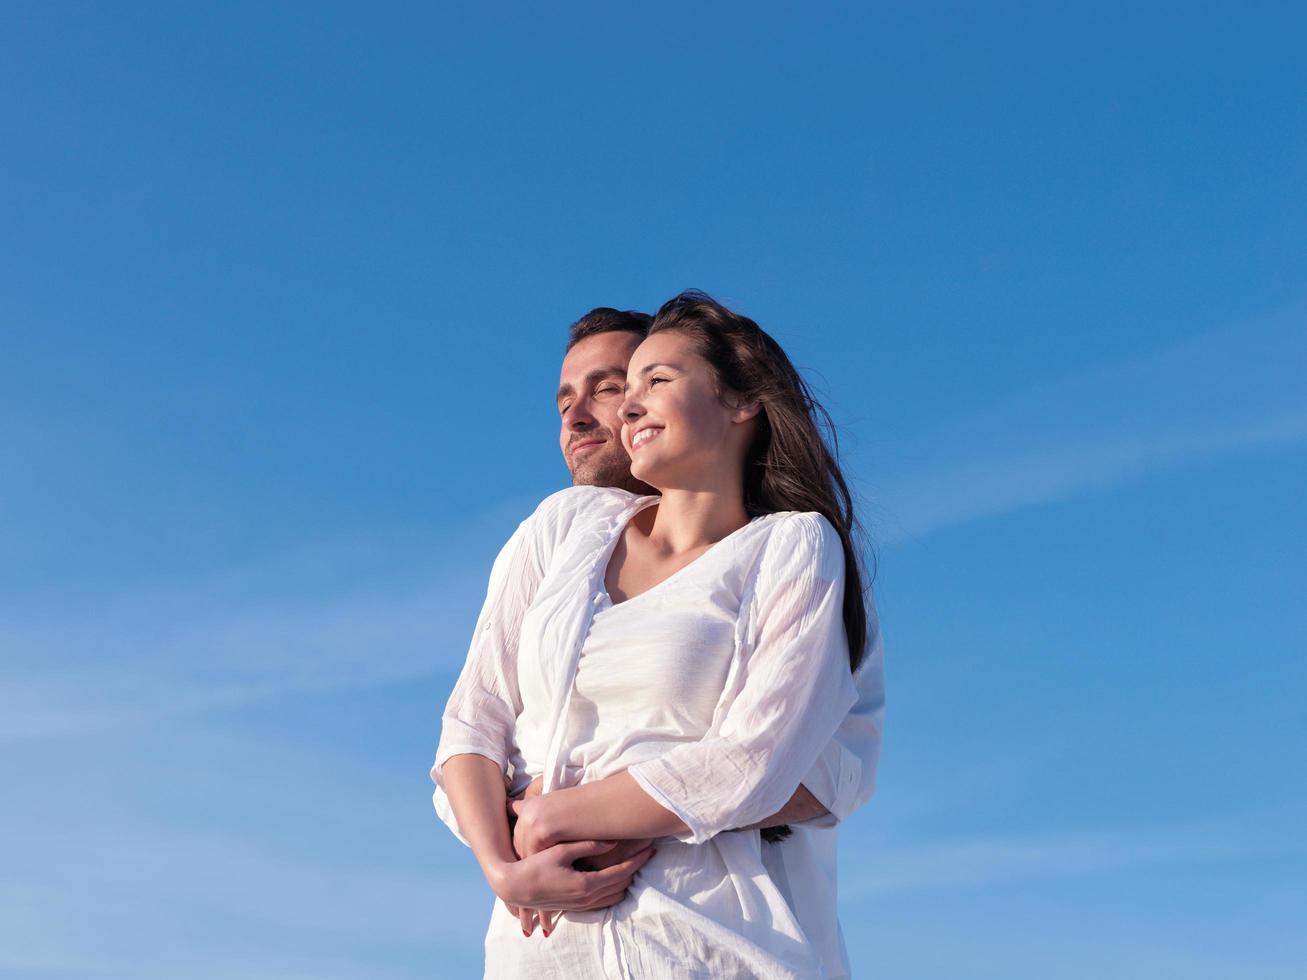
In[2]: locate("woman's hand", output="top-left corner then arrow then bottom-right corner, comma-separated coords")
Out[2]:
487,840 -> 656,933
504,779 -> 658,935
501,776 -> 549,929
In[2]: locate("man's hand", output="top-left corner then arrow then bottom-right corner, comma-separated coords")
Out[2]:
507,795 -> 555,859
747,783 -> 828,830
506,774 -> 545,803
572,835 -> 658,871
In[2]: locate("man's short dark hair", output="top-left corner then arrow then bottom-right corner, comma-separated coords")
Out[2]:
565,307 -> 652,351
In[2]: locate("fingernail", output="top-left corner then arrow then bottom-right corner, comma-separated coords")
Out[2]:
522,928 -> 530,937
543,928 -> 550,938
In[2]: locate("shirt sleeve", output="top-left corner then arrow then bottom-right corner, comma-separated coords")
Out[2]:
790,585 -> 886,826
626,513 -> 860,845
429,499 -> 555,845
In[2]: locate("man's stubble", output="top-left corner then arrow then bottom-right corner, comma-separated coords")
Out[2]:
569,442 -> 655,496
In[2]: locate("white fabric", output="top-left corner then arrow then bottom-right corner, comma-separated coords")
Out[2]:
431,486 -> 884,979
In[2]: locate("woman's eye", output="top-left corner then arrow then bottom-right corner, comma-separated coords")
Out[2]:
650,377 -> 668,386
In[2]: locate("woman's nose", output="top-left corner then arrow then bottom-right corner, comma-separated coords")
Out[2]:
618,392 -> 645,423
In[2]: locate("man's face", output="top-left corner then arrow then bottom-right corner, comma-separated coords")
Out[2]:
557,331 -> 648,492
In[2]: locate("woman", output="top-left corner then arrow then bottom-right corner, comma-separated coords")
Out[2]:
432,291 -> 872,978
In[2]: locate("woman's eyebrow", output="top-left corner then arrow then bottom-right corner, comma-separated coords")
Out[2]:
636,362 -> 676,376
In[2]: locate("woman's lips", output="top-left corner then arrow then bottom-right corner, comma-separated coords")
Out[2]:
630,426 -> 664,451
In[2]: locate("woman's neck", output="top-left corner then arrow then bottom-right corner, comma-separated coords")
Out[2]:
641,487 -> 750,555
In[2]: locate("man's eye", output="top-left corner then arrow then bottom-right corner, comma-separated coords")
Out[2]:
595,385 -> 620,396
559,402 -> 572,416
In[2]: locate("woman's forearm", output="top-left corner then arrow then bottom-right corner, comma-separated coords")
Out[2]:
440,753 -> 517,887
519,772 -> 826,837
446,754 -> 661,922
529,771 -> 690,846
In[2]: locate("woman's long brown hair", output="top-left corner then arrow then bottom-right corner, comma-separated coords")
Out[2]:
647,290 -> 872,673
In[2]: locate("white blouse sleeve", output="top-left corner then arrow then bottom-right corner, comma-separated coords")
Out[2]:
791,587 -> 886,826
429,492 -> 570,843
627,513 -> 860,845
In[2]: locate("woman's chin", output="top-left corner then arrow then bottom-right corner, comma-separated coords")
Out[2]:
629,459 -> 666,490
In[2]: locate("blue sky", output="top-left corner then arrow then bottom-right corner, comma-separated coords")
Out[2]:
3,3 -> 1305,977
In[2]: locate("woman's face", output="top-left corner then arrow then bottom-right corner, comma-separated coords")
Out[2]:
619,330 -> 755,491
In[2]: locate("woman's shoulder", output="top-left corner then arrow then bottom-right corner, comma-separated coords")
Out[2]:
750,510 -> 844,578
755,509 -> 841,546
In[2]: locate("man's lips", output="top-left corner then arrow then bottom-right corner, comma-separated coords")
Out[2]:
570,439 -> 606,458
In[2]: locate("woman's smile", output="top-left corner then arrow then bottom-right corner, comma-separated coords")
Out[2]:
629,426 -> 664,450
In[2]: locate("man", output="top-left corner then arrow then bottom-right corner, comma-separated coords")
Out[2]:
542,306 -> 886,978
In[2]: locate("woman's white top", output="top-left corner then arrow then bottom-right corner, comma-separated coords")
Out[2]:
431,486 -> 882,979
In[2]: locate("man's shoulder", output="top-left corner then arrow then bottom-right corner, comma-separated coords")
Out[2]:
525,485 -> 652,538
536,483 -> 645,516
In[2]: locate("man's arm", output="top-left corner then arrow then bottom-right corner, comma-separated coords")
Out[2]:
787,592 -> 887,825
747,783 -> 828,829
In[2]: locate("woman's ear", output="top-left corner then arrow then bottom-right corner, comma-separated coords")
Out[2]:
729,397 -> 763,425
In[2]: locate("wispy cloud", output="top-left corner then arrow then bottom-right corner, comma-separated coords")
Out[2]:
841,800 -> 1307,900
872,304 -> 1307,542
0,822 -> 490,980
0,500 -> 538,741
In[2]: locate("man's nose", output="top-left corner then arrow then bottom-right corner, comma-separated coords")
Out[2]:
563,397 -> 596,429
